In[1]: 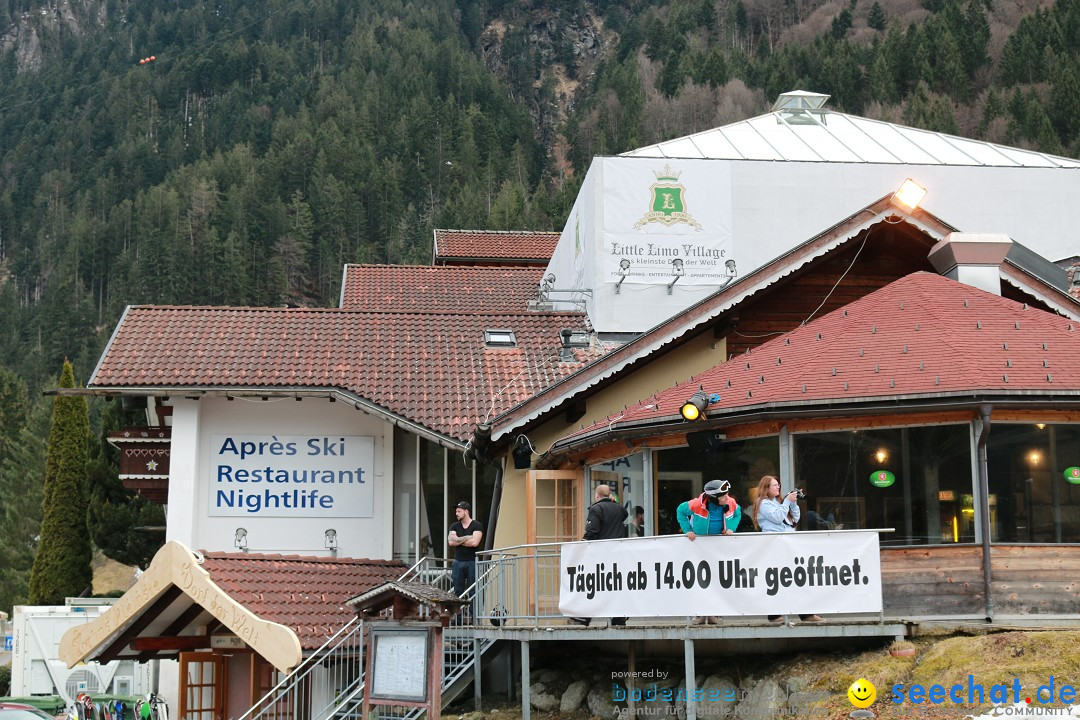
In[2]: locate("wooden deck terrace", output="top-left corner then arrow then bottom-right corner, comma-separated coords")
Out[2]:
453,543 -> 1080,720
468,543 -> 1080,638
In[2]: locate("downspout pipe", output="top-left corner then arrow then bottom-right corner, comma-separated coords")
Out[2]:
483,459 -> 504,552
467,422 -> 503,552
977,404 -> 994,621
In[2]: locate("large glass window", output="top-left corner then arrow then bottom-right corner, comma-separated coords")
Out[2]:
986,423 -> 1080,543
393,429 -> 418,563
418,438 -> 444,558
448,452 -> 473,549
655,436 -> 780,535
410,436 -> 498,562
793,424 -> 974,545
589,454 -> 645,536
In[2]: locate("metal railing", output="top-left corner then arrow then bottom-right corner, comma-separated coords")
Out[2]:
474,543 -> 566,626
235,616 -> 365,720
240,556 -> 497,720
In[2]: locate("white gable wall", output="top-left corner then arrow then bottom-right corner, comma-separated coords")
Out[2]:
165,397 -> 393,559
552,157 -> 1079,333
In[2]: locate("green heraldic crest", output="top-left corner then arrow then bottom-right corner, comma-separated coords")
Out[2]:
635,164 -> 703,230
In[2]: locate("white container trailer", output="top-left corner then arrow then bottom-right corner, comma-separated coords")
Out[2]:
11,600 -> 148,705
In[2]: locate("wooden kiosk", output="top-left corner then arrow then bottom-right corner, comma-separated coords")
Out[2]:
346,581 -> 467,720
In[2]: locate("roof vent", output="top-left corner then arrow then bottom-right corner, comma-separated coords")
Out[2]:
559,328 -> 589,361
772,90 -> 830,125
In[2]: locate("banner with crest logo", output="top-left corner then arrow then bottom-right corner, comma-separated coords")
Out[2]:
602,157 -> 734,286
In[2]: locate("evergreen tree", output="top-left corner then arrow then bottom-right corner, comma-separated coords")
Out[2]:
979,88 -> 1007,134
28,361 -> 93,605
868,2 -> 887,31
934,28 -> 968,100
1049,58 -> 1080,141
831,9 -> 854,40
959,0 -> 991,75
0,370 -> 48,611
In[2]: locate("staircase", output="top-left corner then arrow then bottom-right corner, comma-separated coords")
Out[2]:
237,558 -> 497,720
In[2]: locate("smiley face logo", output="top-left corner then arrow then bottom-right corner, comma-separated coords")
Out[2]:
848,678 -> 876,708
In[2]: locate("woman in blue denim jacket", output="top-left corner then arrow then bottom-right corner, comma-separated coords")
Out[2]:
751,475 -> 822,623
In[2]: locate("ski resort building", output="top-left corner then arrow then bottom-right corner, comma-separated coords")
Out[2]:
58,93 -> 1080,720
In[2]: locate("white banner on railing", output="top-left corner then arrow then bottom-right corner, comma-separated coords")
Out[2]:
558,531 -> 882,617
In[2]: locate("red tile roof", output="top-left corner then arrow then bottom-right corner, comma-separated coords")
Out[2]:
92,306 -> 605,441
433,229 -> 559,263
562,273 -> 1080,442
201,552 -> 404,649
339,265 -> 544,312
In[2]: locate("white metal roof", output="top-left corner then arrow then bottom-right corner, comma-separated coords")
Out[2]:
623,91 -> 1080,168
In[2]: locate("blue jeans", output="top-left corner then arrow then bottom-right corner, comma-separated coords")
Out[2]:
452,559 -> 476,597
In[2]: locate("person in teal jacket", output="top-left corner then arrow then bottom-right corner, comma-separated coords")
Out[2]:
676,479 -> 741,625
676,479 -> 741,539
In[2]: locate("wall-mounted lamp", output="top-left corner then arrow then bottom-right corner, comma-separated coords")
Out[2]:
891,179 -> 927,211
874,449 -> 889,464
667,259 -> 686,295
512,435 -> 535,470
538,273 -> 556,302
680,388 -> 713,421
324,528 -> 338,550
1028,450 -> 1042,467
234,527 -> 248,550
615,258 -> 631,294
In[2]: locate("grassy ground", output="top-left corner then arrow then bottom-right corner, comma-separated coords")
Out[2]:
448,629 -> 1080,720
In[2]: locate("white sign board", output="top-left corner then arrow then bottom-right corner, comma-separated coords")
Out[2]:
602,158 -> 734,286
559,531 -> 881,617
210,435 -> 374,517
370,628 -> 429,702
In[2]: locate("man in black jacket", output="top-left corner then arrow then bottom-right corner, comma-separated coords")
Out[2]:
584,484 -> 628,540
574,484 -> 629,627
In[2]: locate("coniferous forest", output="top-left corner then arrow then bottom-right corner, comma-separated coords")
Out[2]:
2,0 -> 1080,612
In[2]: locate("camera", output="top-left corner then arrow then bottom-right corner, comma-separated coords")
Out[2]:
788,488 -> 806,498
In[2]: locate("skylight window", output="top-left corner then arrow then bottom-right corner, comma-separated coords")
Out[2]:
484,329 -> 517,347
564,331 -> 591,347
772,90 -> 830,125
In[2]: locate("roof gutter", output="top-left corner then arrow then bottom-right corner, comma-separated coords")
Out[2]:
540,394 -> 1080,466
47,385 -> 467,451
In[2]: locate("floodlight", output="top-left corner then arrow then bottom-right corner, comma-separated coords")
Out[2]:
892,179 -> 927,210
680,389 -> 710,421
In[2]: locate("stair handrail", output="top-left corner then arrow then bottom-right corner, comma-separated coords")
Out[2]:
241,555 -> 494,720
234,615 -> 362,720
238,558 -> 427,720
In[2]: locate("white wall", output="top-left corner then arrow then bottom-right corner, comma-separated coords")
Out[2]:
546,163 -> 598,313
165,397 -> 394,559
552,157 -> 1080,334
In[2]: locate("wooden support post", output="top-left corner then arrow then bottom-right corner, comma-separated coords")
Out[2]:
684,639 -> 697,720
430,624 -> 442,720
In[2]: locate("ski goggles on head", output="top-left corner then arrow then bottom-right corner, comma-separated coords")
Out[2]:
704,479 -> 730,496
